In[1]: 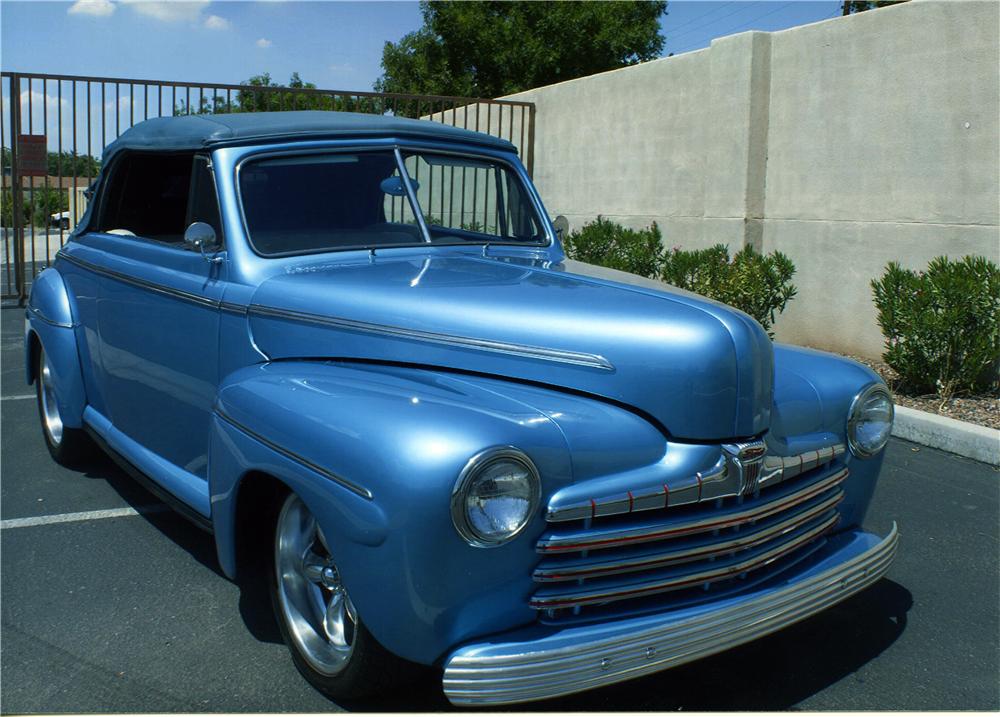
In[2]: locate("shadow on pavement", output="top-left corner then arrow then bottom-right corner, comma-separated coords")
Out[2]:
71,447 -> 913,712
348,577 -> 912,712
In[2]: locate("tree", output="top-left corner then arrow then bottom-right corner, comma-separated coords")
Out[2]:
30,186 -> 69,227
46,150 -> 100,178
842,1 -> 908,15
173,72 -> 372,115
235,72 -> 326,113
375,1 -> 667,98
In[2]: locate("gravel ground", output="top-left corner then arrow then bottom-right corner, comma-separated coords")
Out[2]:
840,353 -> 999,430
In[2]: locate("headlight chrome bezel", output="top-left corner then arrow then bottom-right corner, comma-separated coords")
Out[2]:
847,383 -> 895,459
451,446 -> 540,548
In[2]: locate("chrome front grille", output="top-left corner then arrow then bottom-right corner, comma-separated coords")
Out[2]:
531,444 -> 848,618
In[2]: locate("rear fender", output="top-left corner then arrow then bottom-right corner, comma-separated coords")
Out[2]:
25,268 -> 86,428
209,360 -> 573,665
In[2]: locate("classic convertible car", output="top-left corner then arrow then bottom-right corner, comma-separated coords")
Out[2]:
25,111 -> 897,706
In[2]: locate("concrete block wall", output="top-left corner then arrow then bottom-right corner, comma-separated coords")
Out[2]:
500,0 -> 999,359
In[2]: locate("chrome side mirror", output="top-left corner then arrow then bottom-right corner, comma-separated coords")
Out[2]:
552,215 -> 569,242
184,221 -> 222,263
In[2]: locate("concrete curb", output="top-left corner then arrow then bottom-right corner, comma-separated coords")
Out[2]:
892,405 -> 1000,466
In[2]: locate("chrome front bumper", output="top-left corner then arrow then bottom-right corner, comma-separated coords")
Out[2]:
443,523 -> 898,706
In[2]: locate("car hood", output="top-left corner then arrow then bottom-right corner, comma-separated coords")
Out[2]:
247,252 -> 773,441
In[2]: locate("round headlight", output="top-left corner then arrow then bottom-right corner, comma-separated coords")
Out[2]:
847,384 -> 894,458
451,447 -> 540,547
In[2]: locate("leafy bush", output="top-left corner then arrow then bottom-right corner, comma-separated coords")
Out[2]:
871,256 -> 1000,398
30,187 -> 69,228
661,244 -> 797,334
562,216 -> 665,278
1,188 -> 30,228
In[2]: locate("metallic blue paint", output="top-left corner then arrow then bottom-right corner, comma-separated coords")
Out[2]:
25,269 -> 88,428
210,361 -> 575,664
24,119 -> 895,695
84,406 -> 211,516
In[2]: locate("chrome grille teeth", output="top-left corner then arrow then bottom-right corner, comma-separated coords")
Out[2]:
532,456 -> 849,615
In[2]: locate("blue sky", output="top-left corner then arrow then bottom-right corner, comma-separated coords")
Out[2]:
2,1 -> 843,89
1,1 -> 843,155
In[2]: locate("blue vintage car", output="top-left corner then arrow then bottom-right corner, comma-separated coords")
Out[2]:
25,111 -> 897,706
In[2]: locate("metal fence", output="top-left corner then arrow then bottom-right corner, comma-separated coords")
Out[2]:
0,71 -> 535,301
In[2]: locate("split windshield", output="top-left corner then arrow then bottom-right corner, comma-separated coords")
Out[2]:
238,149 -> 546,256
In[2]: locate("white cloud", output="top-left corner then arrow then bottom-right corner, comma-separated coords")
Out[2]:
68,0 -> 116,17
203,14 -> 230,30
255,37 -> 272,48
329,63 -> 354,74
104,95 -> 133,111
20,89 -> 69,109
122,1 -> 209,23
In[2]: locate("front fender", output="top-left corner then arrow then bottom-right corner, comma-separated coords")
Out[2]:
772,343 -> 887,527
209,360 -> 574,665
25,268 -> 86,429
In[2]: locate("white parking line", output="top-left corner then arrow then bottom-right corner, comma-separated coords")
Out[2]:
0,505 -> 169,530
1,395 -> 35,401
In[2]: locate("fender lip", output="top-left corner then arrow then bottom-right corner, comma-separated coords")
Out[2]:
442,523 -> 899,706
27,304 -> 75,329
26,266 -> 78,329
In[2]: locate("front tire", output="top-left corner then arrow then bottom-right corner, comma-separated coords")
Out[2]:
270,490 -> 419,702
35,344 -> 94,466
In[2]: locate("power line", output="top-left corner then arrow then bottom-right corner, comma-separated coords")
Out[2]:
721,1 -> 797,35
669,1 -> 797,55
666,3 -> 761,45
663,1 -> 737,35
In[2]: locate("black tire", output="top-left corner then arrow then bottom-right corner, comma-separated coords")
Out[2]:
35,344 -> 95,467
268,490 -> 421,702
60,218 -> 70,231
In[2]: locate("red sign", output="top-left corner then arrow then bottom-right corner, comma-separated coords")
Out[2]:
18,135 -> 47,177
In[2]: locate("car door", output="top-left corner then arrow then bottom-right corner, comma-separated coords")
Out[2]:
83,152 -> 226,499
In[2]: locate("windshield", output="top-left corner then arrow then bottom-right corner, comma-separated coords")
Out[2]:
238,149 -> 546,256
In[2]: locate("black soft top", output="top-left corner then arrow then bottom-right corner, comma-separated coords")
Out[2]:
101,110 -> 516,162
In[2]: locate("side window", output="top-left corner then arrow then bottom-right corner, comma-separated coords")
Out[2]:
96,152 -> 194,244
187,156 -> 223,244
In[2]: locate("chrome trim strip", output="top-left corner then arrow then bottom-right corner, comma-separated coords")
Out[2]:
529,512 -> 840,609
219,301 -> 248,315
213,409 -> 373,500
26,304 -> 76,329
546,443 -> 847,522
58,251 -> 220,309
537,467 -> 849,553
533,491 -> 844,582
443,524 -> 899,705
247,303 -> 615,371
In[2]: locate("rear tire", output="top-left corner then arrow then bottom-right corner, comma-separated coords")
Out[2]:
269,490 -> 420,702
35,344 -> 94,467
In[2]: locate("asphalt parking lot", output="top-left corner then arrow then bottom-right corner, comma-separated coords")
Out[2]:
1,303 -> 998,712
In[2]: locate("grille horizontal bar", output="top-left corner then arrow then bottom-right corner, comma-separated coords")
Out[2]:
529,510 -> 840,609
445,525 -> 899,706
533,488 -> 845,582
545,443 -> 846,522
537,466 -> 849,554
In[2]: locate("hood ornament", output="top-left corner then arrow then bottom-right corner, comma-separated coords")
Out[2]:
722,440 -> 768,497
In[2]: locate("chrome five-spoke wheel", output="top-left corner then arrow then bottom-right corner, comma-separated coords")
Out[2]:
38,347 -> 64,446
269,490 -> 418,701
34,343 -> 92,466
275,492 -> 358,675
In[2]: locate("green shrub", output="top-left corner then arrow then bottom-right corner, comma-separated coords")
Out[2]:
562,216 -> 665,279
871,256 -> 1000,398
30,186 -> 69,228
661,244 -> 797,334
